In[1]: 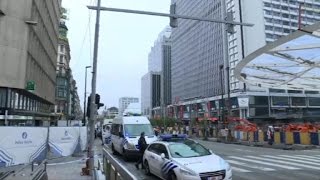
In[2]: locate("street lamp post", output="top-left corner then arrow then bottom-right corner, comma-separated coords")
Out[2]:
83,66 -> 91,126
219,64 -> 225,126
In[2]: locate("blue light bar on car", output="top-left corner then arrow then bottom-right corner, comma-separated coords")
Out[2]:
159,134 -> 188,141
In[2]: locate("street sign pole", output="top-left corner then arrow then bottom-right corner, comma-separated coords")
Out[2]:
88,0 -> 101,175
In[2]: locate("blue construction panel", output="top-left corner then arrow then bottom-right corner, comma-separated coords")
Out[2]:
264,132 -> 268,141
293,132 -> 300,144
280,132 -> 285,143
236,131 -> 240,139
310,133 -> 319,145
254,132 -> 259,142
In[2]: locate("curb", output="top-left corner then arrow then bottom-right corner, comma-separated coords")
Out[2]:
192,137 -> 319,150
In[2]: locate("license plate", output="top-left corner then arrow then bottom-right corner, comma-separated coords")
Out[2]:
207,176 -> 223,180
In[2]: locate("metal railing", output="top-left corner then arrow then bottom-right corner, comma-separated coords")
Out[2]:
102,148 -> 137,180
1,160 -> 47,180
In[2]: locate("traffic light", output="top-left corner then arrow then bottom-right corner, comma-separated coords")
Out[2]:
86,96 -> 91,117
170,3 -> 178,28
226,11 -> 235,34
95,93 -> 104,109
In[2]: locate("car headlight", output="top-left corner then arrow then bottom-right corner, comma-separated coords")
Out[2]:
126,143 -> 136,150
180,167 -> 198,176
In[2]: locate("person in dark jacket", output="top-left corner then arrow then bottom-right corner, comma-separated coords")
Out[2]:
135,132 -> 147,169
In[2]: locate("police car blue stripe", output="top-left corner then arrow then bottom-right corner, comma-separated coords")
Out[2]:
163,162 -> 173,171
164,164 -> 176,173
165,165 -> 178,174
163,162 -> 174,173
162,161 -> 171,169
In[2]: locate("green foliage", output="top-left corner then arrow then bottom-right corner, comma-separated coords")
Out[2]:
150,117 -> 178,128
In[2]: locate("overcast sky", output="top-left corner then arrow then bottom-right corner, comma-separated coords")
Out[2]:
62,0 -> 171,109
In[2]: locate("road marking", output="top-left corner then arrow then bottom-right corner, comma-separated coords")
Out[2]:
226,160 -> 275,171
294,155 -> 320,160
246,156 -> 320,170
302,150 -> 320,153
231,166 -> 252,172
228,156 -> 300,170
278,155 -> 320,163
234,149 -> 254,152
262,155 -> 320,166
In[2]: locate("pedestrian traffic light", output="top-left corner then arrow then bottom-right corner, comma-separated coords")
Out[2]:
86,96 -> 91,117
95,93 -> 104,109
170,3 -> 178,28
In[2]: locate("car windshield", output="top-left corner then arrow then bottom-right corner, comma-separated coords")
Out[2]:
124,124 -> 154,137
168,140 -> 211,158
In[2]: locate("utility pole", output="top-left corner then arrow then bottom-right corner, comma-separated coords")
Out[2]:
188,104 -> 192,137
88,0 -> 101,175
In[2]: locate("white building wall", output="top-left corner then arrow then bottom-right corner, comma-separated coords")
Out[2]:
118,97 -> 139,115
141,73 -> 151,117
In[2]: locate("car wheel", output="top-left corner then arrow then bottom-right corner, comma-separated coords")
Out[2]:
111,144 -> 118,155
168,170 -> 177,180
122,148 -> 129,161
144,160 -> 151,175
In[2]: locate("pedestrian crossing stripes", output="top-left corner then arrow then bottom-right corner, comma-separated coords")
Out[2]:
226,154 -> 320,173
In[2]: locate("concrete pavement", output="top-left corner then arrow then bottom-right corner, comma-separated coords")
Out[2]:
46,139 -> 104,180
195,139 -> 320,180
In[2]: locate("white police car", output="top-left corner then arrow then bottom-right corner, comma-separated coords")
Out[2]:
143,134 -> 232,180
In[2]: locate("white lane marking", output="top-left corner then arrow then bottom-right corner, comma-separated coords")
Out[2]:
278,155 -> 320,163
262,155 -> 320,166
246,156 -> 320,170
294,155 -> 320,160
302,150 -> 320,153
231,166 -> 252,173
234,149 -> 254,152
228,156 -> 300,170
226,160 -> 275,171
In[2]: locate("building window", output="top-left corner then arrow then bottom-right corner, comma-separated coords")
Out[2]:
0,88 -> 6,108
59,55 -> 64,63
60,45 -> 64,52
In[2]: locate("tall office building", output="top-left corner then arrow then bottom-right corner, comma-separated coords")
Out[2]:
226,0 -> 320,120
141,72 -> 161,117
171,0 -> 225,102
141,27 -> 172,117
171,0 -> 320,122
118,97 -> 139,115
0,0 -> 61,126
148,27 -> 172,72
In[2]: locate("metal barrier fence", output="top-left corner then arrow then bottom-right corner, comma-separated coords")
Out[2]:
233,130 -> 320,145
1,160 -> 47,180
102,148 -> 137,180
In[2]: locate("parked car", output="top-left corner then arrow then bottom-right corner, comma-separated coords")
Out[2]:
143,134 -> 232,180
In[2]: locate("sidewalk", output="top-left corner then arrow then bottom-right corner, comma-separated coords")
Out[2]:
191,136 -> 320,150
46,139 -> 104,180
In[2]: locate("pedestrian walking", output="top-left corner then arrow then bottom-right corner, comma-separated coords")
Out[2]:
267,126 -> 274,145
135,132 -> 147,169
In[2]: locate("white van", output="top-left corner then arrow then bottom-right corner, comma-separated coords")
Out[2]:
111,116 -> 157,160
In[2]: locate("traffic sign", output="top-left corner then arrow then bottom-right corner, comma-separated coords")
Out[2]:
26,81 -> 35,91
